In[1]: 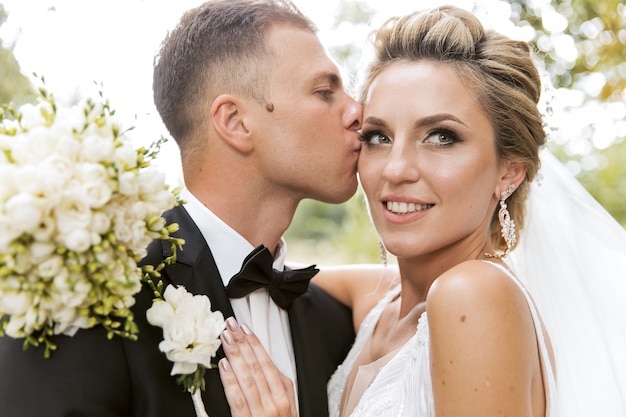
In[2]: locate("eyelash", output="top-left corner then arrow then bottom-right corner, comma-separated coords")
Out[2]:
317,89 -> 334,100
358,130 -> 389,145
359,128 -> 461,147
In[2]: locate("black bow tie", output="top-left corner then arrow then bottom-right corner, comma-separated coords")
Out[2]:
226,245 -> 319,309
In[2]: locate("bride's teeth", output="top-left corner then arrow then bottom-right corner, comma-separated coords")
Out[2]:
386,201 -> 431,214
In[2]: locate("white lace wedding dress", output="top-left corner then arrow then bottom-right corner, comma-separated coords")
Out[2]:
327,262 -> 557,417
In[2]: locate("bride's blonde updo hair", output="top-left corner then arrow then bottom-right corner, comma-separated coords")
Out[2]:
360,5 -> 546,253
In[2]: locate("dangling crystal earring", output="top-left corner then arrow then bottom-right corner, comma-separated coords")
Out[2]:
498,184 -> 517,257
378,241 -> 388,267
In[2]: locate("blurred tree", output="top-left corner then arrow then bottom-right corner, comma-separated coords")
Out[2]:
509,0 -> 626,226
0,4 -> 34,105
510,0 -> 626,103
578,139 -> 626,227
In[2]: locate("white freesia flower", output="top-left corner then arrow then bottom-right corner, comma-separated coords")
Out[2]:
0,165 -> 17,200
81,135 -> 115,162
0,84 -> 181,358
55,190 -> 92,233
13,164 -> 50,196
29,241 -> 56,262
118,171 -> 140,196
115,142 -> 139,170
5,193 -> 43,234
147,285 -> 225,375
60,228 -> 92,253
36,255 -> 63,278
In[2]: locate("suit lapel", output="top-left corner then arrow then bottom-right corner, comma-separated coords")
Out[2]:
160,205 -> 234,416
288,292 -> 329,417
161,205 -> 235,320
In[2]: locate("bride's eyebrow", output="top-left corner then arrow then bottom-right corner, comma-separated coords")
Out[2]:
413,114 -> 467,129
362,117 -> 387,127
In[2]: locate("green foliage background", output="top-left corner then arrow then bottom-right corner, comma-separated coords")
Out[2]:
0,5 -> 33,105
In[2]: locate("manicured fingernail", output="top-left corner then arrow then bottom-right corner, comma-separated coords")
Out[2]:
219,358 -> 231,372
221,330 -> 234,345
241,324 -> 252,336
226,316 -> 240,332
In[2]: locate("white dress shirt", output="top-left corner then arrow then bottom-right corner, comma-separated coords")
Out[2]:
181,188 -> 299,404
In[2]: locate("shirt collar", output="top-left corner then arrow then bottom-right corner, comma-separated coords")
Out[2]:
181,188 -> 286,286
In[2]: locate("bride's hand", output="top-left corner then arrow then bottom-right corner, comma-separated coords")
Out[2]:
219,317 -> 297,417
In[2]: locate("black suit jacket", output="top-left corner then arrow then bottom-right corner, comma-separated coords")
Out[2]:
0,205 -> 355,417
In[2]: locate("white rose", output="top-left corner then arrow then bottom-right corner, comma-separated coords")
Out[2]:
91,211 -> 111,235
81,135 -> 115,163
128,201 -> 149,220
60,228 -> 92,253
5,193 -> 43,234
55,190 -> 92,233
12,126 -> 58,164
0,164 -> 17,200
54,134 -> 82,162
33,216 -> 56,241
0,214 -> 21,252
113,220 -> 132,244
0,291 -> 32,315
84,182 -> 113,208
138,169 -> 166,195
37,256 -> 64,279
115,143 -> 139,170
29,241 -> 56,262
41,154 -> 74,191
118,171 -> 139,196
13,165 -> 49,197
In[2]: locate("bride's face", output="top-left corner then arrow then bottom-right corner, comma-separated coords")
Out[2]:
358,60 -> 507,259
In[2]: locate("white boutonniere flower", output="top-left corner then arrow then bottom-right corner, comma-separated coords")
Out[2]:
147,284 -> 225,417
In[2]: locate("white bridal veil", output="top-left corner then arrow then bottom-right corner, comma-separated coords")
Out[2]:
508,149 -> 626,417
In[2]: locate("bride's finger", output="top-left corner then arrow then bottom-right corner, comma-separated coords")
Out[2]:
219,358 -> 252,417
220,319 -> 266,413
240,324 -> 296,415
220,318 -> 295,416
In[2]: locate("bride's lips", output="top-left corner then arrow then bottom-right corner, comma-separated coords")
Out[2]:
381,196 -> 433,224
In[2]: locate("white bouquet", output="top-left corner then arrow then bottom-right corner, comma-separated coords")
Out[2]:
0,80 -> 182,357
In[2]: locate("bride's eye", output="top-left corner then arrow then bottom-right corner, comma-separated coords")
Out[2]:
424,128 -> 460,147
359,130 -> 391,145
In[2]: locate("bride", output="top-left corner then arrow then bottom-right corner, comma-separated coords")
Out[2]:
218,5 -> 626,417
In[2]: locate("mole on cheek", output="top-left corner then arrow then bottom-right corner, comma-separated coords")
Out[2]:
460,315 -> 466,322
265,102 -> 275,112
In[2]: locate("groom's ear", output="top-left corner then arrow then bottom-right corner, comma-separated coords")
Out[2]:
210,94 -> 254,153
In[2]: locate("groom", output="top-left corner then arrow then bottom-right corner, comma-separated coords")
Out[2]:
0,1 -> 360,416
